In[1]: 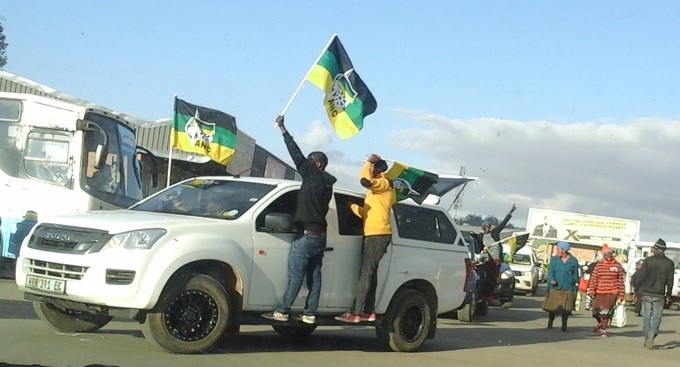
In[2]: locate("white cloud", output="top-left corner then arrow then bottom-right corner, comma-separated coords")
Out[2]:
288,112 -> 679,242
386,110 -> 680,241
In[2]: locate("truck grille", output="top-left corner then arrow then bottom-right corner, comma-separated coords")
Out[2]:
28,259 -> 88,280
27,224 -> 111,254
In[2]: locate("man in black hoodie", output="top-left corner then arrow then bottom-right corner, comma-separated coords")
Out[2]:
637,238 -> 675,349
264,115 -> 337,325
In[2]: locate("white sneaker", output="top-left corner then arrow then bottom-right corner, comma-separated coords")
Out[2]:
272,310 -> 289,321
301,314 -> 316,324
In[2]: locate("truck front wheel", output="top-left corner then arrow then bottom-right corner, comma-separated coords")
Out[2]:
376,288 -> 432,352
141,273 -> 231,354
33,301 -> 112,332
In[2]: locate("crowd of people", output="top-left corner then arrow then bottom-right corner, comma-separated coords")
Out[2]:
543,238 -> 675,349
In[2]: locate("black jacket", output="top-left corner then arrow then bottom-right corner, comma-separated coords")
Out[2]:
474,212 -> 513,262
283,132 -> 337,232
637,253 -> 675,297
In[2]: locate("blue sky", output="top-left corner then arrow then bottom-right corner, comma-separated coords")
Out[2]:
2,1 -> 679,241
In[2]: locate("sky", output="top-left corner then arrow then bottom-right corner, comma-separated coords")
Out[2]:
1,1 -> 679,242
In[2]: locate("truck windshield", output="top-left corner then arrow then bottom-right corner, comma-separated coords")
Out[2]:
131,179 -> 275,219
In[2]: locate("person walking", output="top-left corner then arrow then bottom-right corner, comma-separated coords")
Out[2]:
636,238 -> 675,349
630,259 -> 645,316
542,241 -> 580,331
262,115 -> 337,324
586,243 -> 625,337
335,154 -> 396,323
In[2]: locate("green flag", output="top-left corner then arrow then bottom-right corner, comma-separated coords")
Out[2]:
306,35 -> 377,140
171,98 -> 237,166
385,161 -> 439,204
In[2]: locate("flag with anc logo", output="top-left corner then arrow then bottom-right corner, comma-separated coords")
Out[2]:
171,97 -> 237,166
507,232 -> 530,258
385,161 -> 439,204
306,35 -> 377,140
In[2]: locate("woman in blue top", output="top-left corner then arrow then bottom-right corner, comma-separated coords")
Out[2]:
542,241 -> 580,331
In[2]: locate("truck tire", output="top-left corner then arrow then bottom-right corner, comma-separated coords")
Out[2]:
376,288 -> 432,352
456,293 -> 475,322
33,301 -> 112,332
272,324 -> 317,337
141,273 -> 231,354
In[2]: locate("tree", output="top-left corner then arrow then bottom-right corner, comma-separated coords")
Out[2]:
0,21 -> 8,69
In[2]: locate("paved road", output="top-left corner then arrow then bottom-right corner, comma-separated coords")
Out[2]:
1,278 -> 678,367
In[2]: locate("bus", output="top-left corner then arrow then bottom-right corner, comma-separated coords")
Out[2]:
0,91 -> 156,265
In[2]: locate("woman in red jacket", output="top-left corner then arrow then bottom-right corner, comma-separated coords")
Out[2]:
586,244 -> 625,337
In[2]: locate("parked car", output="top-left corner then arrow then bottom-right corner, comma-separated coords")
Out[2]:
504,244 -> 540,296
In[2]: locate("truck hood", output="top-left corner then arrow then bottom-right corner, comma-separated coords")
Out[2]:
508,263 -> 533,272
41,210 -> 217,234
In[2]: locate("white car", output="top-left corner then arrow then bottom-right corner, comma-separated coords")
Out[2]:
504,245 -> 540,296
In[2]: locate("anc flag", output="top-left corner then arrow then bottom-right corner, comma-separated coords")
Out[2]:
385,161 -> 439,204
307,35 -> 377,140
171,98 -> 237,166
507,232 -> 530,258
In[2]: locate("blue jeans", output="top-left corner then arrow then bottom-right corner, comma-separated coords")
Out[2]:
277,234 -> 326,316
352,235 -> 390,314
641,295 -> 664,338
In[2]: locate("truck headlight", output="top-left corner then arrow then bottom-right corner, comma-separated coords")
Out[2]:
102,229 -> 166,251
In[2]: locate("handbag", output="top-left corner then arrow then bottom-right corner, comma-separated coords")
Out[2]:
611,303 -> 627,328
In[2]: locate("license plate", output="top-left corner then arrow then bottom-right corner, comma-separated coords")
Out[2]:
26,275 -> 66,294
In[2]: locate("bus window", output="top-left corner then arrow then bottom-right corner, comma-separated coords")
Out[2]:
23,131 -> 70,187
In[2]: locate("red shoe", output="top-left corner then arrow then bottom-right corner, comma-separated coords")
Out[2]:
334,312 -> 360,323
359,313 -> 376,322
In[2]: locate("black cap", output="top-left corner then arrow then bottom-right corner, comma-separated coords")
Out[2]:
653,238 -> 667,250
373,160 -> 388,172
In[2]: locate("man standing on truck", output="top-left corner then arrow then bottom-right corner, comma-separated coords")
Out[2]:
335,153 -> 396,323
636,238 -> 675,349
263,115 -> 337,325
476,204 -> 516,301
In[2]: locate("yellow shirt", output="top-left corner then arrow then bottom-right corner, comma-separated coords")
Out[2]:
350,161 -> 397,236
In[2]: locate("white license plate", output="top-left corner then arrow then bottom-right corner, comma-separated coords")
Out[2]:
26,275 -> 66,294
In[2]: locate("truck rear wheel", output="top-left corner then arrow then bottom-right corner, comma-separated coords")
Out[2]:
141,273 -> 231,354
33,301 -> 112,332
376,288 -> 432,352
457,293 -> 475,322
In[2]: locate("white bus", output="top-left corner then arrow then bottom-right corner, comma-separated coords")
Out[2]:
0,92 -> 155,264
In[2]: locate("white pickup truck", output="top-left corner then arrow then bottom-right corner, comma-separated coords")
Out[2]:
15,176 -> 471,353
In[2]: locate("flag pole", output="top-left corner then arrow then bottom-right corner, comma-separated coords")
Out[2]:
167,95 -> 178,187
275,33 -> 338,126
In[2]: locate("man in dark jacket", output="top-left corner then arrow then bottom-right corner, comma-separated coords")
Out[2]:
474,204 -> 516,301
636,238 -> 675,349
263,115 -> 337,325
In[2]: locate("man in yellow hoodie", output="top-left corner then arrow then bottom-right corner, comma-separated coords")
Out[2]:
336,154 -> 396,323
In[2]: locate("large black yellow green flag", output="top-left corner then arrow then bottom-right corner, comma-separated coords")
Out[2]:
385,162 -> 439,204
306,35 -> 377,140
171,98 -> 237,166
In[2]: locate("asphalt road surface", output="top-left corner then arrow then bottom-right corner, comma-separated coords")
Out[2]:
1,278 -> 678,367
